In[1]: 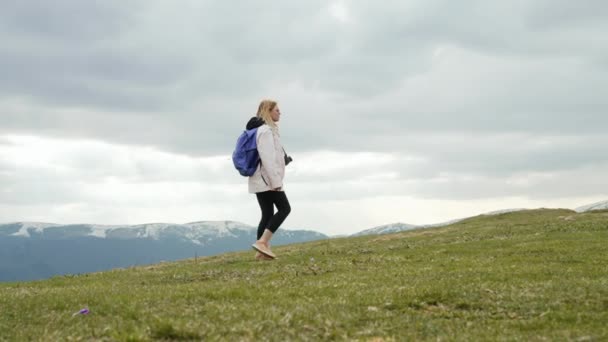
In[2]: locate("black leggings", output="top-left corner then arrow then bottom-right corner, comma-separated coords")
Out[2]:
255,191 -> 291,239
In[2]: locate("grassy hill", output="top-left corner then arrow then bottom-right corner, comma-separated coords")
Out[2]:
1,209 -> 606,341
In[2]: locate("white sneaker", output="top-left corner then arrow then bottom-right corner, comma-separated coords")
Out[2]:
252,242 -> 276,259
255,252 -> 274,261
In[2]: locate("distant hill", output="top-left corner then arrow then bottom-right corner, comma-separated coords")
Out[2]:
350,201 -> 607,236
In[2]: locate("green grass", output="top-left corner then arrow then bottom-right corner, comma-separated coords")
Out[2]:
1,209 -> 607,341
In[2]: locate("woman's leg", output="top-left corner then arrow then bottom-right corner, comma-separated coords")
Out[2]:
257,191 -> 291,245
265,191 -> 291,234
253,191 -> 291,258
254,191 -> 276,259
256,191 -> 274,240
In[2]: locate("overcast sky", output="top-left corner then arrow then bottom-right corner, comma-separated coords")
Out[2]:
1,0 -> 606,235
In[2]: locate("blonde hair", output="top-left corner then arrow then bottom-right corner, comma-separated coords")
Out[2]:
256,99 -> 278,128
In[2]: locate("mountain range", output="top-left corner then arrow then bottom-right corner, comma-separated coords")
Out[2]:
1,200 -> 606,282
0,221 -> 326,282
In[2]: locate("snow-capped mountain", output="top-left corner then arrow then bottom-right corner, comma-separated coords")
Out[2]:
351,218 -> 468,237
352,222 -> 419,236
0,220 -> 306,245
0,221 -> 327,282
480,208 -> 527,216
8,222 -> 61,237
575,200 -> 608,213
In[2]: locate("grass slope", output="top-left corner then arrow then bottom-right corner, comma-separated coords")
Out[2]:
1,209 -> 607,341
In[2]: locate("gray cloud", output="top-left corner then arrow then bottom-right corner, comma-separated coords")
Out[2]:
1,1 -> 141,41
526,0 -> 608,30
0,0 -> 606,205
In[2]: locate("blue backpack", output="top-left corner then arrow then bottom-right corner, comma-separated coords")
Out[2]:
232,128 -> 260,176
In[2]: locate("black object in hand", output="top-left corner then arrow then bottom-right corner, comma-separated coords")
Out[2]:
285,155 -> 293,165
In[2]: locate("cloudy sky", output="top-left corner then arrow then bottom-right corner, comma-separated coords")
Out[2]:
1,0 -> 606,236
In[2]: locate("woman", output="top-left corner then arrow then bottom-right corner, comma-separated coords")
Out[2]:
247,100 -> 291,260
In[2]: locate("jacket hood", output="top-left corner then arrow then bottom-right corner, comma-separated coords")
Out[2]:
246,117 -> 265,130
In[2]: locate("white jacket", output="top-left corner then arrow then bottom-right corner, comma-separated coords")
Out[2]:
248,125 -> 286,193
